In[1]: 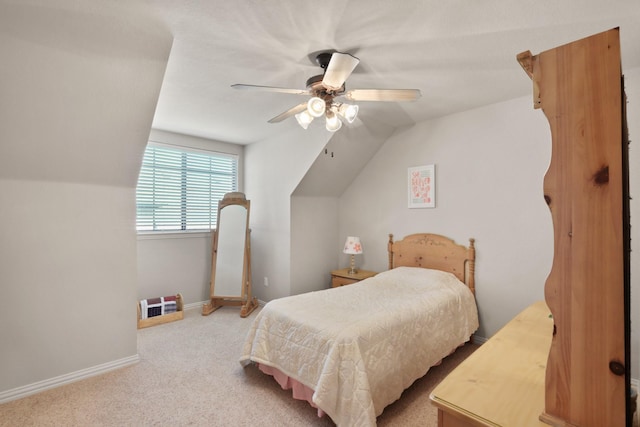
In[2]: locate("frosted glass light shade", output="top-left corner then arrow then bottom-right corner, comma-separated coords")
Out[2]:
307,97 -> 326,117
338,103 -> 359,123
295,110 -> 314,129
325,113 -> 342,132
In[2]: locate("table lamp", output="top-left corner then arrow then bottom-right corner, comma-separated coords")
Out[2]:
343,236 -> 363,274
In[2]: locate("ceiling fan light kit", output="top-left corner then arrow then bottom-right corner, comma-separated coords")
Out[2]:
295,110 -> 314,129
336,103 -> 359,123
232,51 -> 421,133
307,97 -> 327,117
325,111 -> 343,132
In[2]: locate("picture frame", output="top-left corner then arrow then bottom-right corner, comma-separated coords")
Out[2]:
408,164 -> 435,208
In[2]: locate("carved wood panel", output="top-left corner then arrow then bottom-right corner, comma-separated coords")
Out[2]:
518,28 -> 630,426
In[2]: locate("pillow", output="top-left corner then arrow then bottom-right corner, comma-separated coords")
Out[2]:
374,266 -> 466,291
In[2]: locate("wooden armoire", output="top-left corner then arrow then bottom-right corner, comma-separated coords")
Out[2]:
518,28 -> 631,426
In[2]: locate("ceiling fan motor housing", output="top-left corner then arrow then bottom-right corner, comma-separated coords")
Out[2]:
315,52 -> 333,69
305,74 -> 345,101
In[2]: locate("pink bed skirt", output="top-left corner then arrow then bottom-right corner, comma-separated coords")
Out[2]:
257,363 -> 326,418
256,354 -> 450,420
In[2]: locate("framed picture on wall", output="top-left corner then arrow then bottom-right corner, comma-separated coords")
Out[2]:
408,164 -> 435,208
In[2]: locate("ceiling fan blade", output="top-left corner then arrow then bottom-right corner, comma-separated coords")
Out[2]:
322,52 -> 360,91
344,89 -> 422,102
232,84 -> 309,95
268,102 -> 308,123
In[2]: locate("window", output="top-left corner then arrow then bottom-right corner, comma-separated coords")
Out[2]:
136,143 -> 238,232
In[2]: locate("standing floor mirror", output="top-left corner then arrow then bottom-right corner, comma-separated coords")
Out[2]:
202,192 -> 258,318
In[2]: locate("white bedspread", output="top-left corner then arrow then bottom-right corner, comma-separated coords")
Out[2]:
239,267 -> 478,427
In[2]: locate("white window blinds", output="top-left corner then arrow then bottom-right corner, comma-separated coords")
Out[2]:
136,144 -> 238,231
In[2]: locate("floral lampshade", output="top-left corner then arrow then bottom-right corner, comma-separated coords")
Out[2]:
343,236 -> 362,274
343,236 -> 363,254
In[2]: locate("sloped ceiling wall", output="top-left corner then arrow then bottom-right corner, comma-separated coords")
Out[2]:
0,0 -> 172,397
0,1 -> 171,185
292,114 -> 396,197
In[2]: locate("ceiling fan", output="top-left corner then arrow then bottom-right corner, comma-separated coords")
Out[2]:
231,51 -> 422,132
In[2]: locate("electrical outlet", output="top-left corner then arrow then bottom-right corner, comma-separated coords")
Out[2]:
264,277 -> 269,287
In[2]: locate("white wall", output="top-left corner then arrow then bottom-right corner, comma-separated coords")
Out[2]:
244,127 -> 331,301
340,97 -> 553,339
1,181 -> 139,388
338,75 -> 640,378
137,233 -> 213,304
136,130 -> 244,305
626,67 -> 640,380
288,120 -> 396,296
0,1 -> 171,397
290,196 -> 339,293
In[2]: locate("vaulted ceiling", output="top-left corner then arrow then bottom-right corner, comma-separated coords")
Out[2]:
149,0 -> 640,145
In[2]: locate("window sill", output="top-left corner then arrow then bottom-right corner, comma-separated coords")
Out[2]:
137,230 -> 213,240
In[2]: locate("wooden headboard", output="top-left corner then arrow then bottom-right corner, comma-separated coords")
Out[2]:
387,233 -> 476,295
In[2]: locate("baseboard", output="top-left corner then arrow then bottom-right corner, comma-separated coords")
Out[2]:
184,300 -> 266,311
183,300 -> 208,311
182,300 -> 266,310
0,354 -> 139,404
471,334 -> 488,345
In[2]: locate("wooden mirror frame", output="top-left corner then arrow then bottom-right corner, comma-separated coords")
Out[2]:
202,192 -> 258,318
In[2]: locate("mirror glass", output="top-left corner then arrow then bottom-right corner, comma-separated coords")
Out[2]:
214,205 -> 247,296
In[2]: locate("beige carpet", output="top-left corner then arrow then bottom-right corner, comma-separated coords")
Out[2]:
0,305 -> 479,426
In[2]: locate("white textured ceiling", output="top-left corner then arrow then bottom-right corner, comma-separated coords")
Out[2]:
150,0 -> 640,145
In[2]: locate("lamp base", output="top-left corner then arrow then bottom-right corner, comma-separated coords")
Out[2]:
348,254 -> 358,275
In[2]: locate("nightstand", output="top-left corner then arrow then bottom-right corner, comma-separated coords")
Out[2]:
331,268 -> 377,288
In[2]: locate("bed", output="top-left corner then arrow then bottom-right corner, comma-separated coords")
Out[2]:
239,233 -> 479,426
